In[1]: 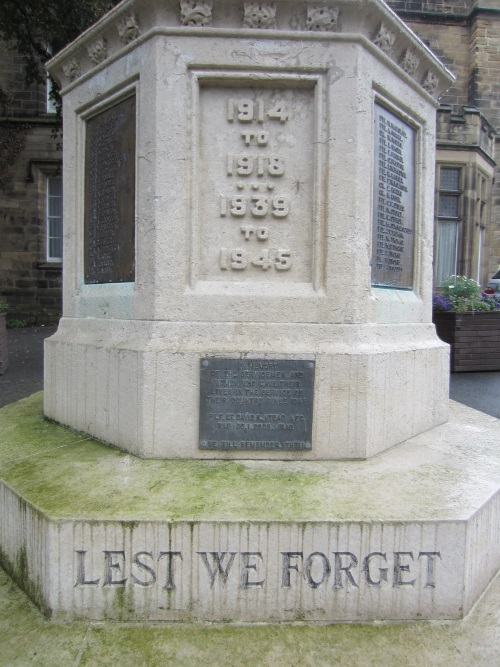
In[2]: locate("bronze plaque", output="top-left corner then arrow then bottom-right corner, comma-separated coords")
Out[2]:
371,104 -> 416,289
199,358 -> 314,451
84,95 -> 136,284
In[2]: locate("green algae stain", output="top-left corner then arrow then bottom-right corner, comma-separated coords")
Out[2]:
0,395 -> 332,522
0,393 -> 485,524
0,541 -> 50,619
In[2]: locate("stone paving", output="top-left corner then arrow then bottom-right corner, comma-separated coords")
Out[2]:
0,564 -> 499,666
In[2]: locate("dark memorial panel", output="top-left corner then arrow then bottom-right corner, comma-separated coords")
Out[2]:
199,358 -> 315,450
372,104 -> 416,289
84,95 -> 136,284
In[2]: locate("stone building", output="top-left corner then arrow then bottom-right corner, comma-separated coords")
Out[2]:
387,0 -> 499,286
0,0 -> 499,320
0,41 -> 62,323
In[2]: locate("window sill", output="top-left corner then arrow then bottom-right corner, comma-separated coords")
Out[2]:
37,262 -> 62,270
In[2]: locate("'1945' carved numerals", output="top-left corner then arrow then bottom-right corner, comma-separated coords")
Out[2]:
220,248 -> 292,271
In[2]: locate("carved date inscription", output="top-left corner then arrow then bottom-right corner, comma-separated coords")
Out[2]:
84,95 -> 136,284
372,104 -> 416,289
199,86 -> 315,283
199,358 -> 314,450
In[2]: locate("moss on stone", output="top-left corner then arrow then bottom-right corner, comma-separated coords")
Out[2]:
1,393 -> 499,523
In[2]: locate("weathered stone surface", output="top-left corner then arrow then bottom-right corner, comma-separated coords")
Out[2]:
1,395 -> 499,622
44,0 -> 453,460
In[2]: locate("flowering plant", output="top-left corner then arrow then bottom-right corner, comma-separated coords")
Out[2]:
433,275 -> 500,313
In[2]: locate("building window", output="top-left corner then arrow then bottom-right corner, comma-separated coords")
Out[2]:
46,76 -> 57,114
46,175 -> 63,262
435,167 -> 461,286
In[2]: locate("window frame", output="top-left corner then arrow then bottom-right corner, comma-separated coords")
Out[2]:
435,165 -> 463,286
45,174 -> 63,263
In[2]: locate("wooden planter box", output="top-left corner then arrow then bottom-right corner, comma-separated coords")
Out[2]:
433,311 -> 500,372
0,314 -> 8,375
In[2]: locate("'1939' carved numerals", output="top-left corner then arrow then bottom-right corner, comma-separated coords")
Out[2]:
220,248 -> 292,271
220,195 -> 289,218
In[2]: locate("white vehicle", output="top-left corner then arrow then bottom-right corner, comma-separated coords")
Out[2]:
487,269 -> 500,293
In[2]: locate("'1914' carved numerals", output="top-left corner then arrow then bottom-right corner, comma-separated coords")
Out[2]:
220,248 -> 292,271
227,99 -> 288,124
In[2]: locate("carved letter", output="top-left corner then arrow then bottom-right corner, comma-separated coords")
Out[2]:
103,550 -> 127,586
333,552 -> 359,588
281,552 -> 303,587
240,552 -> 265,588
418,551 -> 441,588
131,551 -> 157,587
75,550 -> 100,586
158,551 -> 183,590
303,552 -> 331,588
362,552 -> 388,587
197,552 -> 237,588
393,551 -> 416,587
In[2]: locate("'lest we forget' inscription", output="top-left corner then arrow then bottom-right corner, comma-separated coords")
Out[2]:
199,358 -> 314,450
84,95 -> 136,284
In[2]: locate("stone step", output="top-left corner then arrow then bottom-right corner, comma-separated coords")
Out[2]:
0,393 -> 499,623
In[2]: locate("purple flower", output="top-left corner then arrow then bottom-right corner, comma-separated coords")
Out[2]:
433,294 -> 452,312
482,293 -> 500,310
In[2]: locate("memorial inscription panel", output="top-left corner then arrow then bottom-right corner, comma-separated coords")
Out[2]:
84,95 -> 136,284
371,104 -> 416,289
199,358 -> 314,450
198,83 -> 315,284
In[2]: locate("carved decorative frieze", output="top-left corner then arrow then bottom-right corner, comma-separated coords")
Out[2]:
62,58 -> 81,81
180,0 -> 213,26
306,6 -> 339,32
243,2 -> 276,29
117,13 -> 140,43
422,71 -> 439,94
400,49 -> 419,76
87,36 -> 108,65
373,23 -> 395,55
50,0 -> 450,100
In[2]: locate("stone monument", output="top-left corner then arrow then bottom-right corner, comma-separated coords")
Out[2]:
44,0 -> 452,461
1,0 -> 499,625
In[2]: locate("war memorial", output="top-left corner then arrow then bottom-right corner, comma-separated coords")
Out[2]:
0,0 -> 499,626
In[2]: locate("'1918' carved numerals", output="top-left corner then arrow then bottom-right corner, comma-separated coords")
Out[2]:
227,154 -> 284,177
227,99 -> 288,124
220,248 -> 292,271
220,195 -> 289,218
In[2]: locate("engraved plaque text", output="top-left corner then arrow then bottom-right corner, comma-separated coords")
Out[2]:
199,358 -> 314,450
372,104 -> 415,289
84,95 -> 136,284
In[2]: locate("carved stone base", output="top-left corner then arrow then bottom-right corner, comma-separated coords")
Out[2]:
1,394 -> 499,622
44,317 -> 449,460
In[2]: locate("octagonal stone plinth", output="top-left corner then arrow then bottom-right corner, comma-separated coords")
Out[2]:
1,395 -> 499,623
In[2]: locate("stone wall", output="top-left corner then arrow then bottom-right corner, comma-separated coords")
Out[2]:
388,0 -> 500,279
0,41 -> 62,323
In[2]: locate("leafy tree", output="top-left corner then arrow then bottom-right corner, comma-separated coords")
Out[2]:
0,0 -> 121,116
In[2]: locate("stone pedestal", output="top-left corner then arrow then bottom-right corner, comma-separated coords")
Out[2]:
9,0 -> 496,628
44,0 -> 454,460
1,395 -> 499,623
